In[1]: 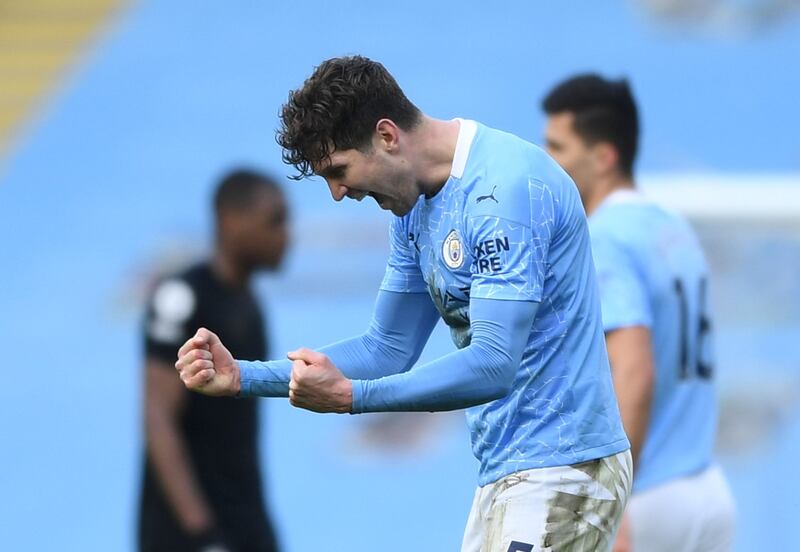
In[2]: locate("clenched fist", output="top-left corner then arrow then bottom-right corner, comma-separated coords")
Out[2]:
287,348 -> 353,413
175,327 -> 240,396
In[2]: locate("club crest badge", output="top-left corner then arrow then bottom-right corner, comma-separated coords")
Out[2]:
442,229 -> 465,270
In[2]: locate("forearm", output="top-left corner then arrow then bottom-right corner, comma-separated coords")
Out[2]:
146,415 -> 213,532
322,316 -> 432,379
606,326 -> 655,467
352,298 -> 537,413
613,370 -> 652,466
352,340 -> 512,412
238,333 -> 418,397
239,291 -> 438,398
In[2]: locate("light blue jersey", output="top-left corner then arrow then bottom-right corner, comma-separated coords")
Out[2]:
381,120 -> 629,485
589,190 -> 717,492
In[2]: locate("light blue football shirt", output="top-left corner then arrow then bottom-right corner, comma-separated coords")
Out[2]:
589,190 -> 718,492
381,120 -> 629,485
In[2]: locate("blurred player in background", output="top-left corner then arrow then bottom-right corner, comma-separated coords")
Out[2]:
139,169 -> 288,552
176,55 -> 632,551
541,74 -> 736,552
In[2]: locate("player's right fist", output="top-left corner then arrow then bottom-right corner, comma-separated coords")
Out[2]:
175,327 -> 240,396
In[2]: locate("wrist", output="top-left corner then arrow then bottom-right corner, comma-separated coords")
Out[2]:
189,525 -> 228,550
232,360 -> 242,395
349,379 -> 363,414
342,378 -> 354,413
182,508 -> 214,535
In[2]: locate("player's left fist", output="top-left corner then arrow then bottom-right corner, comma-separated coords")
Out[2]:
287,348 -> 353,413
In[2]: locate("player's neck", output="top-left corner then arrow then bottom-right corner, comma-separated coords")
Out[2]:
409,116 -> 461,199
211,247 -> 250,289
585,175 -> 635,216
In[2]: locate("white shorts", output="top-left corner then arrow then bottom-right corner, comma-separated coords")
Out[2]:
628,464 -> 736,552
461,451 -> 633,552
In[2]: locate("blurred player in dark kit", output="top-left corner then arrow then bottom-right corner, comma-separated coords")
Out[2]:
139,169 -> 289,552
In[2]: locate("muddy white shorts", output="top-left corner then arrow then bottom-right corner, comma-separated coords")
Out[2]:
628,464 -> 736,552
461,450 -> 633,552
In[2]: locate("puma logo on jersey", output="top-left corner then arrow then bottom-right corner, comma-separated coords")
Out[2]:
476,185 -> 498,204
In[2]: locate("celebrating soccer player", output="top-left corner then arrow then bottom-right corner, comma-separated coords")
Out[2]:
176,56 -> 632,551
542,74 -> 736,552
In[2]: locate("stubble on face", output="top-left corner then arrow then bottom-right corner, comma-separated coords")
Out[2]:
544,113 -> 595,199
316,146 -> 419,216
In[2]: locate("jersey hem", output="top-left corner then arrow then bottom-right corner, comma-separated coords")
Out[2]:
469,292 -> 542,302
477,438 -> 631,487
633,458 -> 714,493
602,319 -> 653,332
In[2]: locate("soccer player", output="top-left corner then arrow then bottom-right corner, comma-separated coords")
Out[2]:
176,56 -> 631,551
139,170 -> 288,552
541,74 -> 736,552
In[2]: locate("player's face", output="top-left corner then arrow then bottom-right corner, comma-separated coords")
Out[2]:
238,189 -> 290,270
544,112 -> 597,201
314,145 -> 419,217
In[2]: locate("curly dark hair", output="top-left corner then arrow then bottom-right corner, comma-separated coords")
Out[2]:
542,74 -> 639,177
277,56 -> 421,179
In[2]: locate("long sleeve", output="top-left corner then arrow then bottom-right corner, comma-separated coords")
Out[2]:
351,297 -> 538,413
238,290 -> 440,397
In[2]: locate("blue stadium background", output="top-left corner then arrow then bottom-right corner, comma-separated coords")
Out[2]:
1,1 -> 799,550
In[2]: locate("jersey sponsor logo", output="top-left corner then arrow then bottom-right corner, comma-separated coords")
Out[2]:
473,236 -> 510,274
476,185 -> 499,204
442,229 -> 465,269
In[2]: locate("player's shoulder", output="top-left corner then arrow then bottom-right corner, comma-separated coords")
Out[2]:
465,136 -> 570,223
590,190 -> 704,265
477,124 -> 574,192
474,123 -> 555,176
159,261 -> 210,290
144,263 -> 210,348
591,190 -> 662,234
609,192 -> 695,235
147,261 -> 208,318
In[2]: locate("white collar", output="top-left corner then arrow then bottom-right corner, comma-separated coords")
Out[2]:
600,188 -> 648,208
450,118 -> 478,179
